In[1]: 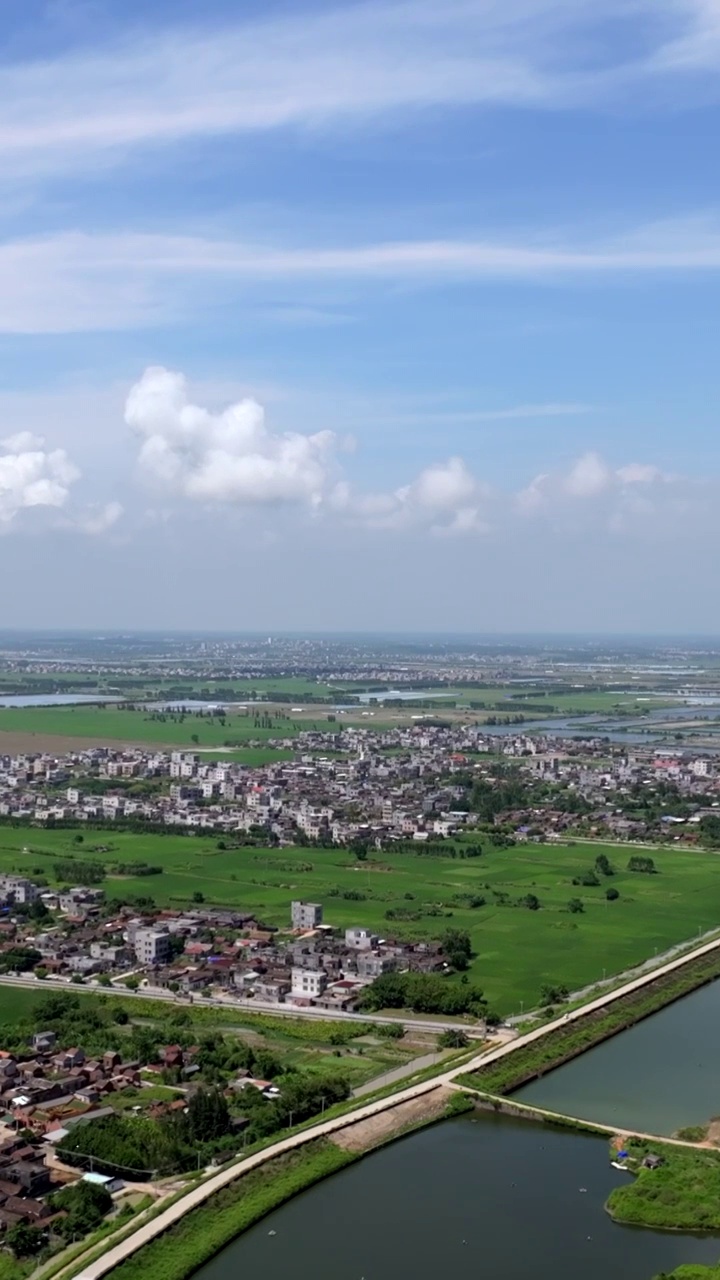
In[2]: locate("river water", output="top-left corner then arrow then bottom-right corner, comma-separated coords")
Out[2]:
195,1115 -> 720,1280
515,977 -> 720,1136
0,694 -> 120,707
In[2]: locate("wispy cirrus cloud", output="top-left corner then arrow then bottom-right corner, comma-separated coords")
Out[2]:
0,0 -> 718,181
3,216 -> 720,332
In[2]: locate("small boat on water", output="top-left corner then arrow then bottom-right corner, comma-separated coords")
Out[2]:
611,1161 -> 628,1171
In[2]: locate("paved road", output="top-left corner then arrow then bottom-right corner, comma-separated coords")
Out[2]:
72,930 -> 720,1280
351,1050 -> 447,1098
0,974 -> 484,1037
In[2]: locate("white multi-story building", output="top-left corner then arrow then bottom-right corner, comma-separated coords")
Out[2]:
291,967 -> 327,1000
133,928 -> 171,966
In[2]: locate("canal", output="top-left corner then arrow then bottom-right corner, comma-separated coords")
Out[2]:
194,1115 -> 720,1280
515,975 -> 720,1135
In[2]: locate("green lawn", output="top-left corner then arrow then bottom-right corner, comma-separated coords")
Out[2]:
5,828 -> 720,1012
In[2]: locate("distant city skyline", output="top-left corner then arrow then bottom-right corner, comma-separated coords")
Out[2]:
1,0 -> 719,630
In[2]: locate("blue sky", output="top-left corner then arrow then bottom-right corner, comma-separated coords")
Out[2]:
2,0 -> 720,630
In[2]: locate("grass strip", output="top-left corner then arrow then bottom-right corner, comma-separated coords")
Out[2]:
106,1140 -> 354,1280
459,948 -> 720,1096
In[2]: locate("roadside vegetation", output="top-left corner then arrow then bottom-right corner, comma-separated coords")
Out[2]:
104,1140 -> 354,1280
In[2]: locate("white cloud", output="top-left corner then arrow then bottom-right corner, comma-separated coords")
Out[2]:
332,456 -> 487,535
125,366 -> 337,507
72,500 -> 124,535
5,217 -> 720,333
517,450 -> 674,524
0,435 -> 80,523
0,0 -> 717,182
616,462 -> 666,484
563,452 -> 612,497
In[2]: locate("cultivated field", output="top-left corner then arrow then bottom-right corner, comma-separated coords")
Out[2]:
4,828 -> 720,1012
0,685 -> 677,756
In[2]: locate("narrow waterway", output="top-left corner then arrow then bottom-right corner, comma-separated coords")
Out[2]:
515,977 -> 720,1135
195,1115 -> 720,1280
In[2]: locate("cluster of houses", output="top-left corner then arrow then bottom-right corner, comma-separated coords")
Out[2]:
0,1034 -> 135,1238
0,1038 -> 142,1144
0,880 -> 447,1012
0,709 -> 718,846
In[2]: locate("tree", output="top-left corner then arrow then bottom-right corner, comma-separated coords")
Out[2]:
186,1088 -> 230,1143
520,893 -> 540,911
606,887 -> 620,901
51,1180 -> 112,1240
124,976 -> 140,991
192,890 -> 205,904
539,982 -> 569,1004
7,1222 -> 43,1257
577,869 -> 600,887
437,1028 -> 469,1049
376,1022 -> 404,1039
440,928 -> 473,971
190,734 -> 200,745
628,855 -> 657,874
595,853 -> 614,877
0,946 -> 42,973
568,897 -> 584,914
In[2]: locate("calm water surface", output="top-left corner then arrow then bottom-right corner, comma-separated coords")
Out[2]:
516,978 -> 720,1135
0,694 -> 119,707
196,1116 -> 720,1280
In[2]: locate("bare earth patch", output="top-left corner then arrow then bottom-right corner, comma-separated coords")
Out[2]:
331,1086 -> 453,1152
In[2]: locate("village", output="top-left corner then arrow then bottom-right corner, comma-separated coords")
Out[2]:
0,717 -> 717,846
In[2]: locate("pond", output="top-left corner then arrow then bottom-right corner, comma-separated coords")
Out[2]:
515,977 -> 720,1136
195,1115 -> 720,1280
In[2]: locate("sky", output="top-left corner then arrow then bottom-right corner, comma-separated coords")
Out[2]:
2,0 -> 720,633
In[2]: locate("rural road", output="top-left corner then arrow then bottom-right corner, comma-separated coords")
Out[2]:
70,929 -> 720,1280
0,973 -> 486,1036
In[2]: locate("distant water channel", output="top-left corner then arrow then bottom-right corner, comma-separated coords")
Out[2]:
195,1116 -> 720,1280
516,977 -> 720,1135
0,694 -> 119,708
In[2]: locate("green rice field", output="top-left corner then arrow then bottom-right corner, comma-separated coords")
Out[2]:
3,827 -> 720,1012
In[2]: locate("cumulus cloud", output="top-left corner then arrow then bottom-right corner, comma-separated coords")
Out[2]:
331,456 -> 488,535
0,433 -> 80,523
563,451 -> 612,497
125,367 -> 337,508
516,450 -> 675,530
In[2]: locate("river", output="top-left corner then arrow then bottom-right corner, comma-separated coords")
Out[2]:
194,1115 -> 720,1280
515,976 -> 720,1135
0,694 -> 120,707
